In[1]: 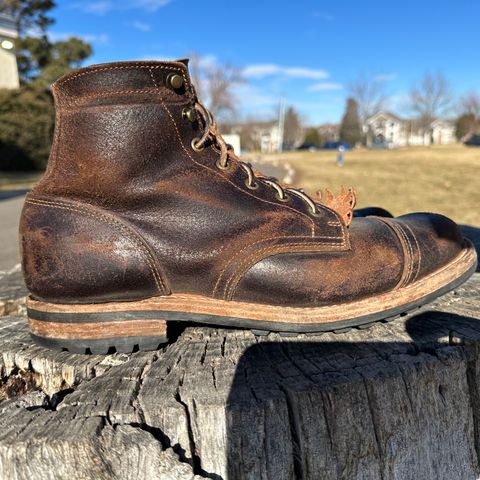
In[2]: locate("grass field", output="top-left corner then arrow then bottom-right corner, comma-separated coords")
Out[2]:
1,144 -> 479,225
249,144 -> 480,226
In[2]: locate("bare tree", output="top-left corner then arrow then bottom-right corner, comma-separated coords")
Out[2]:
349,74 -> 389,123
409,72 -> 452,127
458,91 -> 480,118
189,54 -> 243,122
283,106 -> 303,148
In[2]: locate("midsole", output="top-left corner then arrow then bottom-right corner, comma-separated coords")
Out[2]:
28,241 -> 477,329
29,318 -> 167,340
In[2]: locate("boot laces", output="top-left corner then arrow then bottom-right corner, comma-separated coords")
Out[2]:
192,100 -> 321,216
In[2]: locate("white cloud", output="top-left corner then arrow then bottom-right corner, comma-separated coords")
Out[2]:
73,0 -> 172,15
374,73 -> 397,81
48,31 -> 110,45
130,21 -> 151,32
196,54 -> 218,70
243,63 -> 329,80
135,0 -> 172,11
231,83 -> 278,109
308,82 -> 342,92
80,1 -> 112,14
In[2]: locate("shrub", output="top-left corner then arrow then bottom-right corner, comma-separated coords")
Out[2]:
0,87 -> 54,171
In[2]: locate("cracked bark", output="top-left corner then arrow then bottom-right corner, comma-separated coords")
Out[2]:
0,227 -> 478,479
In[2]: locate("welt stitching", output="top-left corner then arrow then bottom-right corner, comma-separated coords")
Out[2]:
62,90 -> 192,107
212,234 -> 345,296
58,64 -> 185,86
71,88 -> 160,102
57,65 -> 193,103
372,217 -> 412,289
384,220 -> 413,287
397,224 -> 414,286
158,99 -> 318,237
60,97 -> 192,114
403,223 -> 421,282
26,198 -> 166,295
392,222 -> 413,287
147,67 -> 158,87
225,241 -> 347,300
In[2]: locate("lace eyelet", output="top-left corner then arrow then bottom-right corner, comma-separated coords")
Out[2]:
275,193 -> 291,203
191,138 -> 205,152
182,108 -> 197,122
310,208 -> 323,217
216,159 -> 233,171
244,179 -> 259,190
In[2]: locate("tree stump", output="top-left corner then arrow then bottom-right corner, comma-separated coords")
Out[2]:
0,227 -> 479,480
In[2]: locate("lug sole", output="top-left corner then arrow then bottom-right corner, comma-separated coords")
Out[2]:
27,241 -> 477,354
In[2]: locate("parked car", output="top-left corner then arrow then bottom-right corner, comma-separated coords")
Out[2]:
464,134 -> 480,146
323,141 -> 352,150
297,142 -> 322,151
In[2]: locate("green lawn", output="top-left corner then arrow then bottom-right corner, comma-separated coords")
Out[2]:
248,144 -> 480,226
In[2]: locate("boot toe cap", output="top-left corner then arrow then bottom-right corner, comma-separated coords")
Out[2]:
394,212 -> 465,282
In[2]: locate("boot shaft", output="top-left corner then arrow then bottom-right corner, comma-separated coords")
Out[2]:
34,60 -> 198,205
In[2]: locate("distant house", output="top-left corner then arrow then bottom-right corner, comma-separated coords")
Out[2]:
365,111 -> 455,147
430,119 -> 456,145
0,13 -> 19,89
222,121 -> 281,153
221,133 -> 241,154
318,123 -> 339,142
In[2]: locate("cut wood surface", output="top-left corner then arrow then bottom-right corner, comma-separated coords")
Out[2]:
0,226 -> 478,480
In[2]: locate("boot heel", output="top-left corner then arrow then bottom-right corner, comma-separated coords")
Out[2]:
27,297 -> 168,355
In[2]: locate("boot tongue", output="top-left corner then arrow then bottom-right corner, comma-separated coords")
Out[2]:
176,58 -> 189,67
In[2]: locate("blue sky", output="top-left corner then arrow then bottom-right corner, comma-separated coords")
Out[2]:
50,0 -> 480,124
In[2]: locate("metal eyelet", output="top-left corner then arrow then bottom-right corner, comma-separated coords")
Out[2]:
275,193 -> 291,202
182,108 -> 197,122
166,73 -> 184,90
191,138 -> 205,152
216,159 -> 233,171
244,179 -> 259,190
310,208 -> 323,217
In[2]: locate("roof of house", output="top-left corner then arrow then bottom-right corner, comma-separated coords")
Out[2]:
367,111 -> 454,128
366,111 -> 405,123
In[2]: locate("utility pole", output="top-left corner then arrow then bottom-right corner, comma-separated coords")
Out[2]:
277,97 -> 286,153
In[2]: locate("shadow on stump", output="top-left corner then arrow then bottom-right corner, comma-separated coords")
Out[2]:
225,310 -> 480,479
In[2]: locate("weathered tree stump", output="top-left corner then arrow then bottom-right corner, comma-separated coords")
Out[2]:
0,227 -> 479,480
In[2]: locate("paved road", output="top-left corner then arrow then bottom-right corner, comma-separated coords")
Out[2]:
0,191 -> 26,271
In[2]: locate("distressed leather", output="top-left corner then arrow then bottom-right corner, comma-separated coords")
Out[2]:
20,60 -> 465,306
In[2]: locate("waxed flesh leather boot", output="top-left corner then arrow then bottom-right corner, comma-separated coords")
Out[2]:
20,60 -> 477,354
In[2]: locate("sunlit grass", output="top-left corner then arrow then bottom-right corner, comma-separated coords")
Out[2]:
248,144 -> 480,226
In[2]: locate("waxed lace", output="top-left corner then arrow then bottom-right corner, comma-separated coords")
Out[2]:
192,101 -> 321,216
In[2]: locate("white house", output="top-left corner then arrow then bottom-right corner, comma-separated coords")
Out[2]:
431,119 -> 456,145
224,121 -> 282,153
221,133 -> 241,154
0,13 -> 19,89
365,111 -> 456,147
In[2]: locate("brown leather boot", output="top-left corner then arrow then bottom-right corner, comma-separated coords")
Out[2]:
20,60 -> 477,354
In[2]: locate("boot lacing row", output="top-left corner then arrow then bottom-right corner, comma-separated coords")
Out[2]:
191,101 -> 322,217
